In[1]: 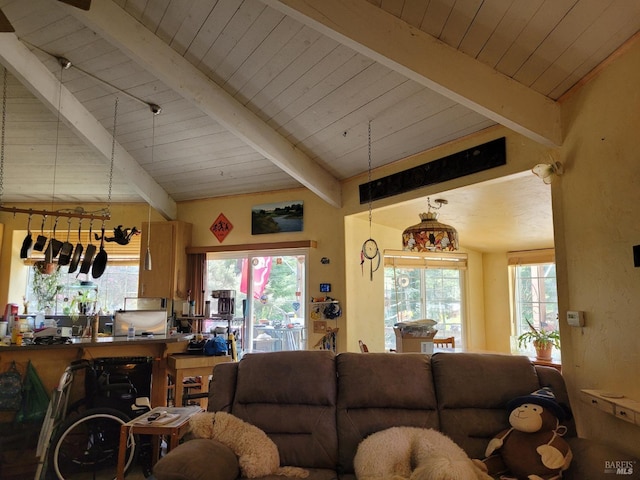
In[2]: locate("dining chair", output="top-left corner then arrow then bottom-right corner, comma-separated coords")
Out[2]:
433,337 -> 455,348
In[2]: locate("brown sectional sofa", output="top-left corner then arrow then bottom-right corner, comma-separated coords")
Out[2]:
154,350 -> 639,480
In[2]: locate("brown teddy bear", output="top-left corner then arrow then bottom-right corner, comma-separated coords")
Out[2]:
475,387 -> 572,480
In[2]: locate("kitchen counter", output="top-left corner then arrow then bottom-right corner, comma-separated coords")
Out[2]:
0,334 -> 192,419
0,333 -> 190,351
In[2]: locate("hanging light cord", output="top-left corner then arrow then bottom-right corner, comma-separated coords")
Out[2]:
367,120 -> 373,237
148,112 -> 155,250
51,62 -> 65,216
0,68 -> 6,205
105,97 -> 118,226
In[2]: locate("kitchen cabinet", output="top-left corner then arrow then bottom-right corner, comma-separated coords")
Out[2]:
138,221 -> 192,301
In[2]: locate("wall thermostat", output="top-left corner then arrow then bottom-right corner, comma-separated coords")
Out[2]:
567,310 -> 585,327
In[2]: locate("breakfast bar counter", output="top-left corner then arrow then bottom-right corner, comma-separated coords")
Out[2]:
0,335 -> 192,415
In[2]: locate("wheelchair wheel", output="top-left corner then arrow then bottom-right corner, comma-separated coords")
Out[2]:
49,408 -> 135,479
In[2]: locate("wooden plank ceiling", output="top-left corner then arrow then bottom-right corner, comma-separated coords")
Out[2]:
0,0 -> 637,247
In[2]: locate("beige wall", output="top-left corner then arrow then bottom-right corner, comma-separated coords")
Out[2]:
344,215 -> 385,352
554,38 -> 640,455
340,127 -> 550,356
482,252 -> 512,352
177,188 -> 346,352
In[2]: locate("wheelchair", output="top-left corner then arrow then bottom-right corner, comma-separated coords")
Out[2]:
36,357 -> 154,480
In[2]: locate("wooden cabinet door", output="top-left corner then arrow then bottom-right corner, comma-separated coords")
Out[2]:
138,222 -> 177,299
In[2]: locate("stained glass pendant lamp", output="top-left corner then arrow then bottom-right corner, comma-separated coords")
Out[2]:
402,198 -> 459,252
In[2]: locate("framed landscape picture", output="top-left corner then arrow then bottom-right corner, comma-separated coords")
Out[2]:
251,201 -> 303,235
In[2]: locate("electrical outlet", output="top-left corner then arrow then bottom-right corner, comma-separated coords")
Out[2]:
567,311 -> 585,327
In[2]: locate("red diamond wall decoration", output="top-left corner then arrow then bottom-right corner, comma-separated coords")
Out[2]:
210,213 -> 233,243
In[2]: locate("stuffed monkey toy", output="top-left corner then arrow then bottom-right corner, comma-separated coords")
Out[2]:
475,387 -> 572,480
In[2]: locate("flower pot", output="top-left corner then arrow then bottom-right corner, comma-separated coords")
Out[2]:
35,261 -> 57,275
534,341 -> 553,361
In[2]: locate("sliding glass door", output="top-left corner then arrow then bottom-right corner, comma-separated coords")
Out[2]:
206,250 -> 307,353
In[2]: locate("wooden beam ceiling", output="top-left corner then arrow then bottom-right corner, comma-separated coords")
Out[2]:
61,0 -> 343,208
0,33 -> 177,219
263,0 -> 564,147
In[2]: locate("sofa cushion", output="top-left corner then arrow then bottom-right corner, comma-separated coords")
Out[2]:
153,439 -> 239,480
225,351 -> 338,469
336,353 -> 438,474
431,352 -> 569,459
209,361 -> 239,413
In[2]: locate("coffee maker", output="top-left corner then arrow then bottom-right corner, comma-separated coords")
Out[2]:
210,290 -> 235,319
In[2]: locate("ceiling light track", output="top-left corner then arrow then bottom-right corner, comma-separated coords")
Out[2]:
22,40 -> 162,113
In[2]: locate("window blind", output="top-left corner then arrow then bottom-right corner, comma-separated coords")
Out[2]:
383,249 -> 468,269
25,229 -> 141,265
507,248 -> 555,265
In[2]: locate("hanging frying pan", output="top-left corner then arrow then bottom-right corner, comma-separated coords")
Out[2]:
20,212 -> 34,259
58,218 -> 74,266
44,217 -> 63,262
79,220 -> 96,275
33,215 -> 48,251
68,219 -> 83,274
91,225 -> 108,279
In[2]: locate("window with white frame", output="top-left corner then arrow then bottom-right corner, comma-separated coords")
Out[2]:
509,249 -> 558,355
384,250 -> 467,351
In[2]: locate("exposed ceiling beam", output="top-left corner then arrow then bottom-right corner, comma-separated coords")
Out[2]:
61,0 -> 342,208
262,0 -> 563,147
0,33 -> 177,219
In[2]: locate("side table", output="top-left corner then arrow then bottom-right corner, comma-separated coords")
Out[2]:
117,405 -> 202,480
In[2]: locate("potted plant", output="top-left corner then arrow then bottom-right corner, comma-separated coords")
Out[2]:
63,287 -> 98,323
517,319 -> 560,361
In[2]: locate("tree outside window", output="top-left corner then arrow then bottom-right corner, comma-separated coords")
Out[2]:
512,263 -> 558,355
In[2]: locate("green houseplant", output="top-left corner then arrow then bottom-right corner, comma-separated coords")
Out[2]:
517,319 -> 560,361
63,287 -> 98,323
32,262 -> 63,313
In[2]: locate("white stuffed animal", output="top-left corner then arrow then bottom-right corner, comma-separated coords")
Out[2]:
189,411 -> 308,478
354,426 -> 492,480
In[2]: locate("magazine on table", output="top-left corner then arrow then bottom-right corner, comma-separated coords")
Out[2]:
133,405 -> 202,426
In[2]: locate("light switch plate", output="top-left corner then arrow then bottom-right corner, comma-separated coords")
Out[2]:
567,310 -> 585,327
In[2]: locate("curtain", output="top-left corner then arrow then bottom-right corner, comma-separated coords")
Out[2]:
187,253 -> 206,315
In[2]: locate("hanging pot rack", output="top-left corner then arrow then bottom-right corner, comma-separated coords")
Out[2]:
0,205 -> 110,221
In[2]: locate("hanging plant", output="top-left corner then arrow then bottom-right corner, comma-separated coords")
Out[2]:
32,262 -> 63,312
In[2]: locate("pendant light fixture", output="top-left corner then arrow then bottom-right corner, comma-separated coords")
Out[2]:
402,198 -> 459,252
145,103 -> 161,271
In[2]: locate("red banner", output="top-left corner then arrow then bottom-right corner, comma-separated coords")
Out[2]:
240,257 -> 272,299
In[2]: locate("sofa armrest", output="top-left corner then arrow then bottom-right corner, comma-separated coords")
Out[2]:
153,438 -> 240,480
565,438 -> 640,480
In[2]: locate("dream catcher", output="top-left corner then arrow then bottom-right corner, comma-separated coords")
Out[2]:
361,121 -> 380,281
